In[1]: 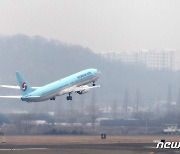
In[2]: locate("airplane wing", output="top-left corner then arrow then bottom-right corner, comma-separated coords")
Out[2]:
0,96 -> 21,98
0,85 -> 40,89
68,85 -> 101,94
59,85 -> 101,95
73,85 -> 101,92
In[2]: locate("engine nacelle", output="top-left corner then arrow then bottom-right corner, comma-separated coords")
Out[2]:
77,89 -> 90,94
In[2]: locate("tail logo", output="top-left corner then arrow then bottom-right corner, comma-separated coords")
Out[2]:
22,82 -> 27,91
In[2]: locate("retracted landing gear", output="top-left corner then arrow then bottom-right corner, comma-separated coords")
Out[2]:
67,93 -> 72,101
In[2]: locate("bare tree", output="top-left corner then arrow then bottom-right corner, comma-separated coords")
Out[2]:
12,114 -> 23,135
167,84 -> 172,113
176,87 -> 180,113
88,91 -> 100,131
21,114 -> 35,134
80,95 -> 86,126
112,99 -> 118,119
134,88 -> 140,113
68,100 -> 75,127
12,113 -> 35,135
123,89 -> 129,118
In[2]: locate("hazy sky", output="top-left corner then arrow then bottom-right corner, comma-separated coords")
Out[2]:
0,0 -> 180,52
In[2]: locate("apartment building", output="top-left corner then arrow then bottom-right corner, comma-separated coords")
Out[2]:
98,50 -> 176,70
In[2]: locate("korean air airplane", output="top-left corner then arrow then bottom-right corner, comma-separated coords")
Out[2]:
0,68 -> 101,102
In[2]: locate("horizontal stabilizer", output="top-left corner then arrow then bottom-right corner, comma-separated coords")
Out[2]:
0,96 -> 21,98
0,85 -> 20,89
0,85 -> 40,89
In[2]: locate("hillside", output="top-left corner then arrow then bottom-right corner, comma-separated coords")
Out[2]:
0,34 -> 179,112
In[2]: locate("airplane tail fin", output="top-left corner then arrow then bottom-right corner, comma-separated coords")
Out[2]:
16,71 -> 33,96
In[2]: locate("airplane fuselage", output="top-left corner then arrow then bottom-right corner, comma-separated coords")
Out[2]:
21,68 -> 100,102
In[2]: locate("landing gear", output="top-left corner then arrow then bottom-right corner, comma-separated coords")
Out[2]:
67,96 -> 72,100
67,93 -> 72,101
50,97 -> 55,100
93,82 -> 95,86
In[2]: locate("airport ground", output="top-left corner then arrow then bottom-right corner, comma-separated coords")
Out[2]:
0,135 -> 179,154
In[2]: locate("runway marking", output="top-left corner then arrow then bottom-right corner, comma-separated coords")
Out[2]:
0,148 -> 47,151
144,146 -> 156,149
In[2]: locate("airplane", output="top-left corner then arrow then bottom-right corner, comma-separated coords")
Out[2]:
0,68 -> 101,102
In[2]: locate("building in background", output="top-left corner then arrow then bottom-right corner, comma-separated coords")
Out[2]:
138,50 -> 175,70
98,50 -> 179,71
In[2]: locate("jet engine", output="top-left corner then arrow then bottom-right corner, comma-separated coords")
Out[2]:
77,86 -> 90,94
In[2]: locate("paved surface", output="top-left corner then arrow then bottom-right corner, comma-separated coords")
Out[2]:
0,143 -> 178,154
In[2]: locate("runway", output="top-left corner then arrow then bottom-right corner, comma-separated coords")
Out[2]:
0,143 -> 178,154
0,136 -> 179,154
